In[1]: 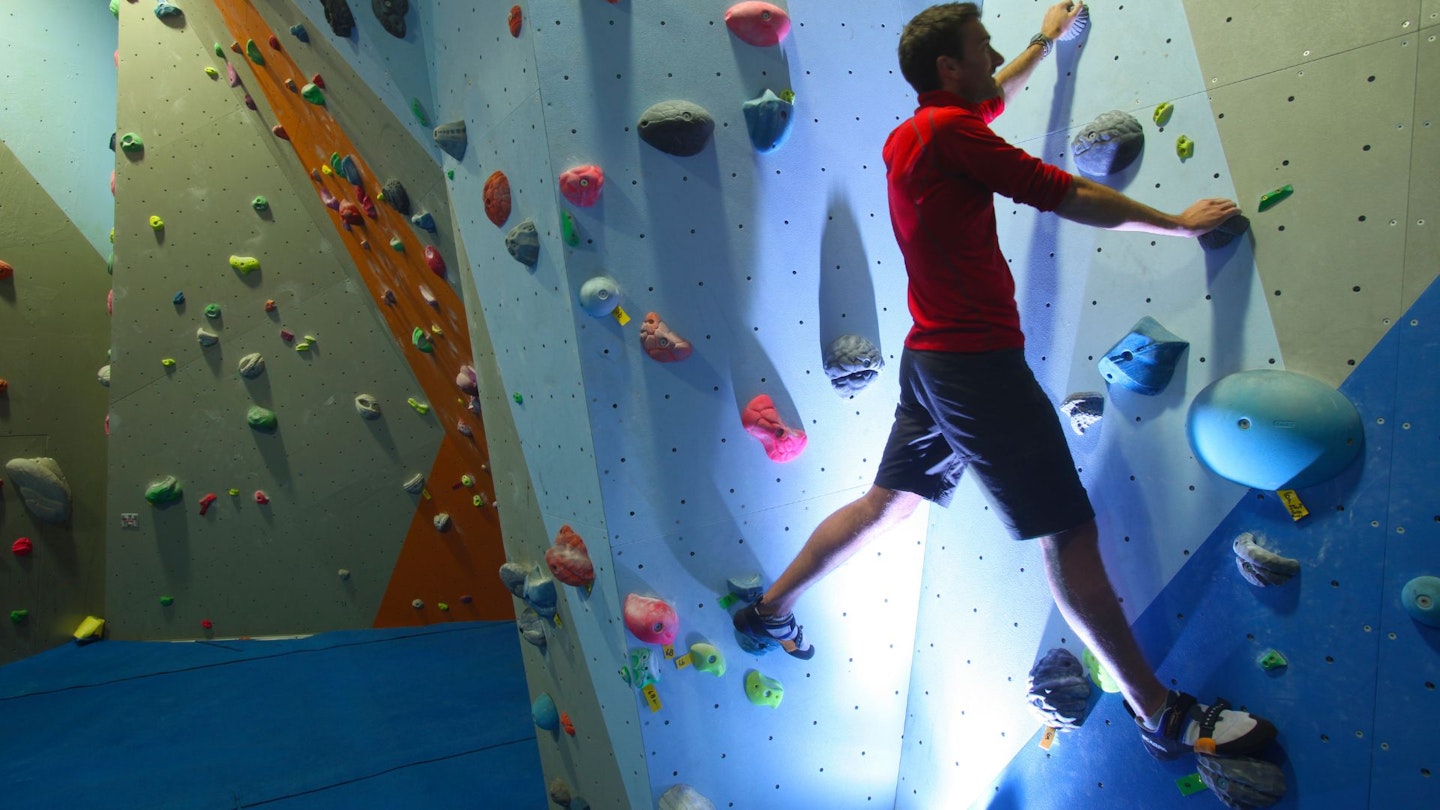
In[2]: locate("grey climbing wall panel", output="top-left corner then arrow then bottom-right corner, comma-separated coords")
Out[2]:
106,2 -> 439,639
1404,27 -> 1439,312
0,142 -> 111,665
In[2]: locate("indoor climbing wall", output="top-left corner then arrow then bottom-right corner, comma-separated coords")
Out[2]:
0,3 -> 116,665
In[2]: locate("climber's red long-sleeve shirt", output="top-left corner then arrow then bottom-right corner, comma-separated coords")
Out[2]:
883,90 -> 1074,353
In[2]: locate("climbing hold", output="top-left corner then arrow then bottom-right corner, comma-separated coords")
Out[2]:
412,327 -> 434,354
743,89 -> 795,153
823,334 -> 883,393
1097,316 -> 1187,396
204,303 -> 221,319
196,327 -> 219,347
264,299 -> 277,312
455,365 -> 478,395
1060,392 -> 1104,436
161,358 -> 177,368
238,353 -> 265,378
639,312 -> 693,362
499,562 -> 559,617
381,179 -> 411,214
389,237 -> 404,251
11,537 -> 33,557
227,62 -> 241,87
509,5 -> 523,37
518,607 -> 547,648
725,2 -> 792,47
562,211 -> 580,246
410,211 -> 436,232
623,594 -> 678,646
1195,754 -> 1287,809
433,120 -> 467,160
290,23 -> 309,42
407,397 -> 430,415
1153,101 -> 1174,127
638,100 -> 715,157
10,610 -> 28,624
272,125 -> 288,140
741,394 -> 807,462
403,473 -> 425,494
620,647 -> 662,689
1026,648 -> 1091,730
1176,134 -> 1195,159
1402,576 -> 1440,627
150,215 -> 165,231
513,392 -> 524,404
119,132 -> 144,153
198,493 -> 217,515
0,259 -> 13,280
321,0 -> 355,36
247,405 -> 278,432
689,643 -> 726,676
4,458 -> 72,524
744,670 -> 784,708
1187,369 -> 1363,490
438,602 -> 449,612
253,490 -> 269,505
1198,214 -> 1251,251
1232,533 -> 1301,587
531,693 -> 559,731
727,573 -> 764,603
244,39 -> 264,65
244,93 -> 257,110
559,165 -> 604,207
1072,110 -> 1144,176
357,187 -> 377,218
98,365 -> 111,387
506,220 -> 540,265
658,785 -> 716,810
301,83 -> 325,105
559,713 -> 575,736
144,475 -> 183,505
154,2 -> 182,20
433,512 -> 451,531
160,596 -> 175,606
311,74 -> 326,89
373,0 -> 408,37
339,200 -> 363,226
1259,649 -> 1288,671
483,171 -> 512,226
251,196 -> 269,212
578,275 -> 621,317
230,41 -> 242,55
1081,647 -> 1121,693
411,598 -> 424,609
229,255 -> 260,274
457,421 -> 473,437
546,525 -> 596,588
460,474 -> 474,488
340,155 -> 361,186
382,289 -> 396,305
1258,184 -> 1293,212
354,394 -> 382,419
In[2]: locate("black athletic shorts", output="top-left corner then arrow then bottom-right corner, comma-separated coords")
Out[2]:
873,347 -> 1095,540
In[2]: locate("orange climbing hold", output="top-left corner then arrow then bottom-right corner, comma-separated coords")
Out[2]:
0,259 -> 13,280
508,5 -> 522,37
483,171 -> 512,227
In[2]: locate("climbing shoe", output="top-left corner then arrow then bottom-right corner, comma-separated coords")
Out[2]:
732,599 -> 814,660
1127,690 -> 1277,760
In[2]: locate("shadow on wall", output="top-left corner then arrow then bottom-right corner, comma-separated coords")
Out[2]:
819,193 -> 883,362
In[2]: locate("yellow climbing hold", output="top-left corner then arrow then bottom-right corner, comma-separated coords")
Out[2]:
149,215 -> 165,230
407,397 -> 430,415
204,66 -> 220,78
161,358 -> 177,367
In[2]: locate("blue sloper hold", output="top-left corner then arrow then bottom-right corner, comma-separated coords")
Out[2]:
743,89 -> 794,153
823,334 -> 884,394
339,155 -> 361,186
1072,110 -> 1144,176
1026,648 -> 1091,730
499,562 -> 558,618
1198,214 -> 1251,251
638,100 -> 715,157
290,24 -> 310,42
1196,754 -> 1287,809
410,211 -> 436,233
154,1 -> 183,19
1402,576 -> 1440,628
531,693 -> 559,731
1097,315 -> 1187,396
433,120 -> 467,161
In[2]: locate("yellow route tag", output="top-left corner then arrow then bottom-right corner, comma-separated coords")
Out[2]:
674,653 -> 693,670
662,645 -> 676,660
1039,726 -> 1057,750
642,683 -> 662,713
1278,489 -> 1309,521
612,306 -> 631,326
421,488 -> 431,501
553,613 -> 563,628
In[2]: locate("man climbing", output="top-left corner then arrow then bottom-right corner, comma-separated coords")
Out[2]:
734,1 -> 1278,763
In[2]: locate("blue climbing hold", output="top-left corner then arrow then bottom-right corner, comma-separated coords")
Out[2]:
154,2 -> 183,20
290,24 -> 310,42
531,693 -> 559,731
339,155 -> 361,186
410,211 -> 436,233
1097,316 -> 1188,396
1401,576 -> 1440,628
743,89 -> 794,153
172,291 -> 185,305
1187,369 -> 1363,491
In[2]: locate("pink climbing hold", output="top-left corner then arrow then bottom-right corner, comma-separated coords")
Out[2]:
742,393 -> 807,462
107,289 -> 114,316
623,593 -> 678,646
639,312 -> 692,362
320,187 -> 340,210
456,364 -> 478,395
545,525 -> 595,588
558,165 -> 604,207
725,2 -> 791,47
111,170 -> 116,195
280,329 -> 295,342
11,537 -> 33,556
227,62 -> 240,87
254,490 -> 269,505
357,187 -> 378,218
198,493 -> 218,515
424,245 -> 446,277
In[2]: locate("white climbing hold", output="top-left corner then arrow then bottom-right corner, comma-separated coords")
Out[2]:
97,365 -> 111,387
433,512 -> 451,531
197,327 -> 220,347
238,353 -> 265,378
403,473 -> 425,494
4,457 -> 73,524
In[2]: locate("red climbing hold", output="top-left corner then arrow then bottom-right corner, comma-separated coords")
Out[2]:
546,525 -> 595,587
424,245 -> 446,277
560,712 -> 576,736
742,393 -> 807,462
254,490 -> 270,505
271,125 -> 289,140
201,619 -> 214,629
357,187 -> 378,218
11,537 -> 32,556
0,259 -> 14,280
339,200 -> 364,225
280,329 -> 295,342
483,171 -> 512,227
268,34 -> 281,50
312,73 -> 326,89
198,493 -> 218,515
508,5 -> 523,37
229,41 -> 242,54
559,165 -> 604,207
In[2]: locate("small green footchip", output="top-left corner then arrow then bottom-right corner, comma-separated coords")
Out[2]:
1176,773 -> 1208,797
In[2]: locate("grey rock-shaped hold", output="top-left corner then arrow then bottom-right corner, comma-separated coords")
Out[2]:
381,179 -> 411,215
1072,110 -> 1144,176
5,457 -> 73,524
433,120 -> 467,161
1196,754 -> 1287,809
499,562 -> 558,618
547,777 -> 571,806
638,100 -> 715,157
1060,392 -> 1104,436
197,327 -> 219,347
321,0 -> 355,36
238,353 -> 265,379
506,220 -> 540,265
1199,214 -> 1251,251
355,393 -> 382,419
97,365 -> 111,387
410,211 -> 436,232
823,334 -> 884,394
1026,647 -> 1091,730
658,784 -> 716,810
518,607 -> 547,649
372,0 -> 407,38
1233,533 -> 1301,587
1098,316 -> 1187,396
727,573 -> 764,603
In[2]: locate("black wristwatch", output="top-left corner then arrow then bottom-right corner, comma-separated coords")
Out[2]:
1029,32 -> 1053,58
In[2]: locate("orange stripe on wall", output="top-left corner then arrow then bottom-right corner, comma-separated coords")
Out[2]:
213,0 -> 513,625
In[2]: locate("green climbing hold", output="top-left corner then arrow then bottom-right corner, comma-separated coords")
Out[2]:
329,152 -> 344,175
446,170 -> 454,180
690,642 -> 726,676
1259,649 -> 1288,671
9,609 -> 28,624
412,328 -> 433,353
513,392 -> 524,404
1082,647 -> 1121,694
389,237 -> 405,251
107,253 -> 114,275
247,405 -> 278,431
295,341 -> 312,352
1175,773 -> 1208,797
1258,184 -> 1293,212
301,83 -> 325,105
779,89 -> 796,103
204,303 -> 221,319
160,596 -> 175,606
252,196 -> 269,212
145,475 -> 183,505
119,133 -> 144,153
1176,134 -> 1195,159
110,0 -> 119,17
214,42 -> 224,57
411,98 -> 429,127
229,255 -> 260,274
246,39 -> 264,65
744,670 -> 784,708
407,397 -> 430,415
1153,101 -> 1174,126
562,211 -> 580,246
